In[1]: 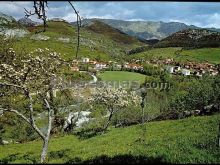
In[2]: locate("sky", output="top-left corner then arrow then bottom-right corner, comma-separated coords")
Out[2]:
0,1 -> 220,28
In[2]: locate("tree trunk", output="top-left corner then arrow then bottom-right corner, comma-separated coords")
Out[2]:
103,110 -> 113,131
41,99 -> 53,163
41,137 -> 49,163
142,107 -> 145,124
218,122 -> 220,148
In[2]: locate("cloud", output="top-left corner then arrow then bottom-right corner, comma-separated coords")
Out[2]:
0,1 -> 220,28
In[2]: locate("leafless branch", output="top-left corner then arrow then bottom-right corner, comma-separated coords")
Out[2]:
68,1 -> 81,59
24,1 -> 48,33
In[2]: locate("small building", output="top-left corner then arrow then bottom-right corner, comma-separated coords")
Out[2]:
115,64 -> 122,70
71,66 -> 79,72
166,66 -> 174,74
95,62 -> 107,70
174,66 -> 181,71
211,70 -> 219,76
182,69 -> 190,76
89,60 -> 97,65
82,57 -> 90,63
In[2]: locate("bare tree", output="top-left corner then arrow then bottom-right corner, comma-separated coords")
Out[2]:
24,1 -> 82,59
68,1 -> 82,59
24,1 -> 48,33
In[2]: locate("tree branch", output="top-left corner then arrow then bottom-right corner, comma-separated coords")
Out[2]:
0,107 -> 45,139
43,98 -> 53,138
0,82 -> 25,90
68,1 -> 81,59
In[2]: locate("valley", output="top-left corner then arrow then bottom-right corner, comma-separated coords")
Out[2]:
0,6 -> 220,164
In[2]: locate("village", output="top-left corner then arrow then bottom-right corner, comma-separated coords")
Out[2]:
71,57 -> 219,77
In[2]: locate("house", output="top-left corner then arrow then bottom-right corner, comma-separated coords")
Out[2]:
211,70 -> 219,76
194,71 -> 202,77
123,63 -> 143,71
182,69 -> 190,76
72,59 -> 78,65
164,58 -> 174,65
174,66 -> 181,71
95,62 -> 107,70
115,64 -> 122,70
166,66 -> 174,74
71,66 -> 79,72
82,57 -> 90,63
89,60 -> 97,65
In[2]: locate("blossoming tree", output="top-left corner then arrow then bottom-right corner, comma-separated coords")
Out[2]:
90,87 -> 141,131
0,46 -> 66,163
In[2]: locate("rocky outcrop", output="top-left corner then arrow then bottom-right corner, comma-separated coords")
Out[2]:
0,28 -> 29,38
30,34 -> 50,41
63,111 -> 92,132
57,37 -> 70,43
0,12 -> 29,38
0,12 -> 16,26
18,17 -> 39,27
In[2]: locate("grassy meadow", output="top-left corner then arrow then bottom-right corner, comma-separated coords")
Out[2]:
0,115 -> 219,164
127,47 -> 220,64
98,71 -> 146,84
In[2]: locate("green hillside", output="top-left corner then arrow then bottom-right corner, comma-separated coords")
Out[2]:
179,48 -> 220,64
127,47 -> 220,64
0,115 -> 219,164
84,20 -> 145,46
11,20 -> 146,61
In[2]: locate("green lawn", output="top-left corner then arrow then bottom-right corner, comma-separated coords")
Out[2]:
98,71 -> 146,84
0,115 -> 219,163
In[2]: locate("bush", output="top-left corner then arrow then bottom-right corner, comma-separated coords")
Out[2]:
112,106 -> 142,127
167,76 -> 216,116
11,121 -> 38,143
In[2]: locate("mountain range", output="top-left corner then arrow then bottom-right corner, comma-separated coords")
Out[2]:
72,18 -> 220,40
0,12 -> 220,58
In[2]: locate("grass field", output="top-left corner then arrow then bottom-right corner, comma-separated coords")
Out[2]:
0,115 -> 219,163
98,71 -> 146,84
127,47 -> 182,60
179,48 -> 220,64
128,47 -> 220,64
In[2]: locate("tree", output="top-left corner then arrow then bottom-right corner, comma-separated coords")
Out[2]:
25,1 -> 81,59
90,87 -> 141,131
140,86 -> 147,124
0,46 -> 66,163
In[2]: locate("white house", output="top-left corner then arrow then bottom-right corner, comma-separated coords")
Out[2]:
182,69 -> 190,76
95,62 -> 107,70
82,57 -> 90,63
166,66 -> 174,73
174,66 -> 181,71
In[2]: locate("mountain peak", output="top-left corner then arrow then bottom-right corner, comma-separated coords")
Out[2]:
18,17 -> 39,27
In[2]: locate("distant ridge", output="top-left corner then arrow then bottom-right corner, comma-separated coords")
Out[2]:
72,18 -> 220,40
